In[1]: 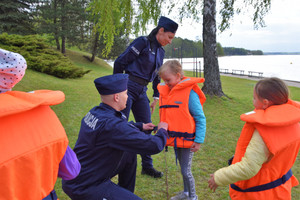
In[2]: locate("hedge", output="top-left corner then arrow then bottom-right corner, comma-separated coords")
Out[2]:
0,33 -> 90,78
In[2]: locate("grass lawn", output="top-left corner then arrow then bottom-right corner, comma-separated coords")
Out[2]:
14,50 -> 300,200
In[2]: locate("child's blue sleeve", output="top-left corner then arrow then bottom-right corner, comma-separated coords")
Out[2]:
189,90 -> 206,143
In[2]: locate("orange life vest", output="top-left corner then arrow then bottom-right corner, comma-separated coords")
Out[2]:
0,90 -> 69,200
229,100 -> 300,200
158,77 -> 206,148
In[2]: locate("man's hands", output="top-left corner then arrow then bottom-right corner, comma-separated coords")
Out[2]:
143,123 -> 156,131
143,122 -> 168,132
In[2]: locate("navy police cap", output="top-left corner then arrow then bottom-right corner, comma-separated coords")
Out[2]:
94,74 -> 128,95
158,16 -> 178,33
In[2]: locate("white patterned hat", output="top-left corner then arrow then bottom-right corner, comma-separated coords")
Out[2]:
0,49 -> 27,93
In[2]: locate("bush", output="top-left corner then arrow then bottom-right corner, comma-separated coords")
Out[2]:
0,33 -> 90,78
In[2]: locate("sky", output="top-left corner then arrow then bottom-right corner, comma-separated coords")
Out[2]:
159,0 -> 300,53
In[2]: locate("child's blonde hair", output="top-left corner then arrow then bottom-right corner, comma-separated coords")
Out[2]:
159,60 -> 184,78
255,77 -> 289,105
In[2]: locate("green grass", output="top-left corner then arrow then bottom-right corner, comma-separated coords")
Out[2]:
14,50 -> 300,200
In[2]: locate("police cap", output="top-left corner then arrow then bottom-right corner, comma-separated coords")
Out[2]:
158,16 -> 178,33
94,74 -> 128,95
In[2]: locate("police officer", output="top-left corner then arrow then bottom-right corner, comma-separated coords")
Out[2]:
114,16 -> 178,178
62,74 -> 168,200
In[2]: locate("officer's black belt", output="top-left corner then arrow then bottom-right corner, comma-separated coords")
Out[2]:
129,74 -> 149,86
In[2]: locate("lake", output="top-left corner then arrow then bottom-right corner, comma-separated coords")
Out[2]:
165,55 -> 300,82
106,55 -> 300,82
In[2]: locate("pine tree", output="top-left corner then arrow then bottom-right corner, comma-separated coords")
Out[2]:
0,0 -> 38,34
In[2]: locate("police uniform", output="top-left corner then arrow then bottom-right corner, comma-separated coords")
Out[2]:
62,74 -> 168,200
113,16 -> 178,175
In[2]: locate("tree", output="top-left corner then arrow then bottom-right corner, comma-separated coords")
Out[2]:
201,0 -> 224,96
0,0 -> 38,34
173,0 -> 271,96
219,0 -> 271,32
37,0 -> 89,54
87,0 -> 163,57
86,0 -> 272,96
163,37 -> 204,58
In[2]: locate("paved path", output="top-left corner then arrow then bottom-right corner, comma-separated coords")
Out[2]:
221,73 -> 300,88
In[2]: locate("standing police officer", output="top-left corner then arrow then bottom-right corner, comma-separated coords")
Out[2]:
113,16 -> 178,178
62,74 -> 168,200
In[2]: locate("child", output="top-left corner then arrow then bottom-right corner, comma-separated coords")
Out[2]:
0,48 -> 80,200
208,77 -> 300,200
158,60 -> 206,200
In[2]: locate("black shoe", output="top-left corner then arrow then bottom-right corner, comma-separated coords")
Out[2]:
141,167 -> 163,178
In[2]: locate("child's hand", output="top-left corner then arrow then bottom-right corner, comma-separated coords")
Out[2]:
150,99 -> 159,115
208,174 -> 218,192
143,123 -> 156,131
191,142 -> 201,152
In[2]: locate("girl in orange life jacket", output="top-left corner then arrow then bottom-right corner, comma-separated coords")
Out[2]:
208,77 -> 300,200
158,60 -> 206,200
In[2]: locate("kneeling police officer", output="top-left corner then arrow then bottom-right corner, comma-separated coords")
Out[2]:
62,74 -> 168,200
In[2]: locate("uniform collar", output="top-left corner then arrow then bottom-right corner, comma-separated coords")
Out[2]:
99,103 -> 127,119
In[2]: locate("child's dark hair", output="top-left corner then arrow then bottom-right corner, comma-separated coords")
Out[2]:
255,77 -> 289,105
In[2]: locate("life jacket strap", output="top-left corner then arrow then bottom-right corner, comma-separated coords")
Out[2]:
168,131 -> 195,139
174,137 -> 178,165
231,169 -> 293,192
159,105 -> 179,108
42,190 -> 57,200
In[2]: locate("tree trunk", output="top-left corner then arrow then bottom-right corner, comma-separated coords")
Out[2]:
90,31 -> 100,62
53,0 -> 60,50
202,0 -> 225,97
60,0 -> 66,54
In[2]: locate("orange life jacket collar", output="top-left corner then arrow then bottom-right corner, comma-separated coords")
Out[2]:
0,90 -> 65,118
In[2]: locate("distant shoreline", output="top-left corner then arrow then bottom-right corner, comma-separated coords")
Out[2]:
263,52 -> 300,55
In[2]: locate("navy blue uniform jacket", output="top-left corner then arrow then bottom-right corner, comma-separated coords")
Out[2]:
62,103 -> 167,193
113,36 -> 164,97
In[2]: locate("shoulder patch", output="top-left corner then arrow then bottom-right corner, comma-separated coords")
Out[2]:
131,46 -> 140,55
129,36 -> 148,56
84,112 -> 99,130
